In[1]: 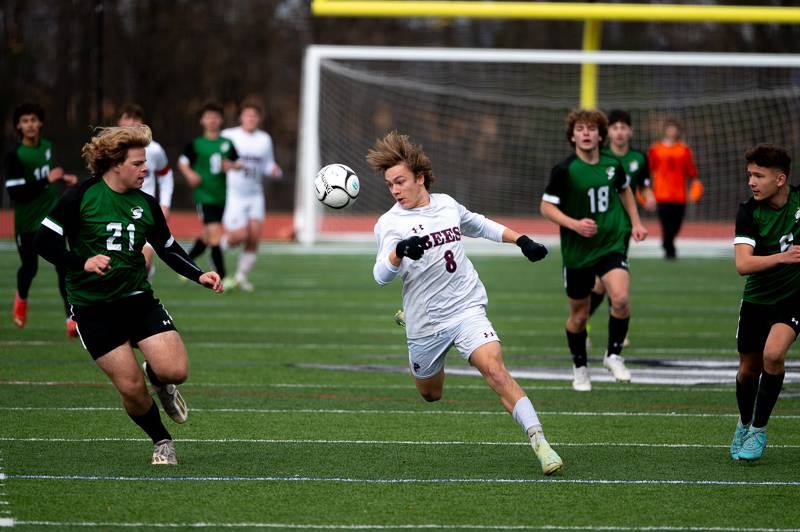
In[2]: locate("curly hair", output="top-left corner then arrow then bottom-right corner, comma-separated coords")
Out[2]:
565,109 -> 608,148
81,125 -> 152,177
366,131 -> 435,190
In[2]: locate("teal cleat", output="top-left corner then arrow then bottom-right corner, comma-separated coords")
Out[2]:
737,427 -> 767,461
729,420 -> 749,460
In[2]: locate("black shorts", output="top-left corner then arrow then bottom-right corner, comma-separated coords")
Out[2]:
71,291 -> 177,359
737,298 -> 800,354
563,252 -> 630,300
197,203 -> 225,224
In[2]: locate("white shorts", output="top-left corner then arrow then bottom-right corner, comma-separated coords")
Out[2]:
406,311 -> 499,380
223,192 -> 265,231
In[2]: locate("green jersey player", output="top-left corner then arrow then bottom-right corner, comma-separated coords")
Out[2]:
731,144 -> 798,462
4,103 -> 78,334
540,109 -> 648,392
35,125 -> 224,465
178,101 -> 240,280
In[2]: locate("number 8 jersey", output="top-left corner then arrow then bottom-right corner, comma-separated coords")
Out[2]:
373,193 -> 506,339
543,153 -> 631,269
40,177 -> 185,305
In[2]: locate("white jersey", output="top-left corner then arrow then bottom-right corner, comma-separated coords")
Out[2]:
221,127 -> 278,196
142,140 -> 174,208
373,193 -> 506,339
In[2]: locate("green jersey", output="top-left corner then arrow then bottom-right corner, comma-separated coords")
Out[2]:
3,139 -> 59,234
735,186 -> 800,304
601,146 -> 651,192
40,177 -> 198,306
179,135 -> 238,207
544,153 -> 632,269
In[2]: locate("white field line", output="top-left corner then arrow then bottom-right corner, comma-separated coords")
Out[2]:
0,449 -> 9,528
0,436 -> 798,449
8,521 -> 800,531
6,473 -> 800,487
1,406 -> 798,419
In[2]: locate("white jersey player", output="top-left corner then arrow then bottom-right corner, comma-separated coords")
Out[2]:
368,131 -> 563,476
221,102 -> 281,291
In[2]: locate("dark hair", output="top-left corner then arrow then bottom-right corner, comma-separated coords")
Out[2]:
200,100 -> 224,116
13,103 -> 45,129
366,131 -> 435,190
745,144 -> 791,176
120,103 -> 144,121
565,109 -> 608,148
607,109 -> 631,127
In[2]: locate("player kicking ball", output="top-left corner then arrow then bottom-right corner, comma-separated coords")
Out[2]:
731,144 -> 797,462
368,131 -> 562,475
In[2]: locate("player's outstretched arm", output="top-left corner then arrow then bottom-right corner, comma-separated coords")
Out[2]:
198,271 -> 224,293
501,228 -> 548,262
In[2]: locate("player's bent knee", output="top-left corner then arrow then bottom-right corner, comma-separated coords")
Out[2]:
420,389 -> 442,402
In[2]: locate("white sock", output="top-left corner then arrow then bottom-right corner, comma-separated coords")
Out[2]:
220,234 -> 229,252
512,396 -> 543,441
236,251 -> 257,280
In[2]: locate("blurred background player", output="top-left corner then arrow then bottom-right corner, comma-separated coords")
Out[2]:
731,144 -> 797,462
178,101 -> 240,281
35,125 -> 223,465
4,103 -> 78,335
540,109 -> 647,392
368,131 -> 562,476
118,103 -> 174,281
586,109 -> 654,348
220,101 -> 282,291
647,117 -> 702,260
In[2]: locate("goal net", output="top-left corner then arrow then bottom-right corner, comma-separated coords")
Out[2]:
295,46 -> 800,245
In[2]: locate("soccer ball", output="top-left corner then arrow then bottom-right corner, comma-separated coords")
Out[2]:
314,163 -> 360,209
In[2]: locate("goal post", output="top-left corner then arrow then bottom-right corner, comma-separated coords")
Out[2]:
295,45 -> 800,245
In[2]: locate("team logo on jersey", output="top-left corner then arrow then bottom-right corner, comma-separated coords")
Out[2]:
45,148 -> 52,160
221,142 -> 230,152
131,206 -> 143,219
629,160 -> 639,172
607,167 -> 616,180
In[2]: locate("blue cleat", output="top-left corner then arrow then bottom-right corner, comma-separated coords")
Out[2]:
737,427 -> 767,461
730,420 -> 749,460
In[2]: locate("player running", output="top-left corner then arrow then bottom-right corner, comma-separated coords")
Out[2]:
35,125 -> 223,465
540,109 -> 648,392
369,131 -> 562,475
731,144 -> 797,462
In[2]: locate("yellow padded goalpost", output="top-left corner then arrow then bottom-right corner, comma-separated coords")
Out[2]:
310,1 -> 800,107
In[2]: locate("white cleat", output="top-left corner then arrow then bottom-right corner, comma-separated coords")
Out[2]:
143,362 -> 188,424
533,434 -> 564,476
151,439 -> 177,465
236,277 -> 254,292
222,276 -> 238,291
603,353 -> 632,382
572,365 -> 592,392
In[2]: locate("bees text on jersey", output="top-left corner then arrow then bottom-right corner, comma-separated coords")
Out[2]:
3,138 -> 59,234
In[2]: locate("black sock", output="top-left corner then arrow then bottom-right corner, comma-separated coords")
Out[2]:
735,372 -> 759,425
588,291 -> 605,316
145,362 -> 164,387
752,371 -> 785,428
607,315 -> 630,355
566,329 -> 588,367
188,239 -> 207,259
128,401 -> 171,444
210,246 -> 226,278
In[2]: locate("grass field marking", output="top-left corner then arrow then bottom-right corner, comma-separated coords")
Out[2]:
7,473 -> 800,487
3,406 -> 798,419
2,436 -> 800,449
0,448 -> 11,529
9,522 -> 800,531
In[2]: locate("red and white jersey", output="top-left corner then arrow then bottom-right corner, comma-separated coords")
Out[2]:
142,140 -> 173,208
222,127 -> 278,196
373,193 -> 506,339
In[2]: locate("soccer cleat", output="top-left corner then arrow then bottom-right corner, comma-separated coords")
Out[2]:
236,277 -> 254,292
143,362 -> 188,424
151,439 -> 177,465
66,318 -> 79,338
572,365 -> 592,392
532,434 -> 564,475
13,292 -> 27,328
730,420 -> 750,460
222,276 -> 238,291
738,427 -> 767,461
394,309 -> 406,328
603,353 -> 632,382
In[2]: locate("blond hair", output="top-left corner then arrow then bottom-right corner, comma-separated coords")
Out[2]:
366,131 -> 434,190
82,125 -> 152,176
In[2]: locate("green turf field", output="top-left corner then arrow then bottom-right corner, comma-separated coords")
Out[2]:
1,244 -> 798,530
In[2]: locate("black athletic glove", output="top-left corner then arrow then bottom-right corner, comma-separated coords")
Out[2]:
516,235 -> 548,263
396,236 -> 428,261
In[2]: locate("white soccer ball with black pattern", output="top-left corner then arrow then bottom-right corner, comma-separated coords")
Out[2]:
314,163 -> 360,209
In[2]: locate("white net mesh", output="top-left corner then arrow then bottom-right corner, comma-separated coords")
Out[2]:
300,48 -> 800,241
